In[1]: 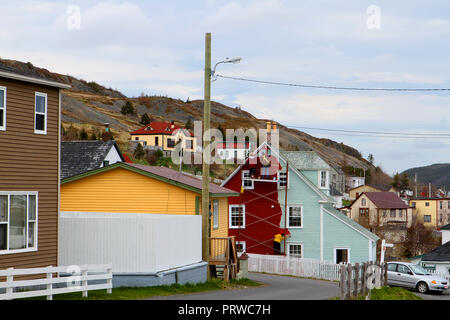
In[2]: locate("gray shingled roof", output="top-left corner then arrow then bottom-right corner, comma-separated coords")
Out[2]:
61,140 -> 124,179
422,242 -> 450,262
281,151 -> 331,170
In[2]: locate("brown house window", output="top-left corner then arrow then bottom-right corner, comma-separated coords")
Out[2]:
0,86 -> 5,131
0,192 -> 38,252
359,208 -> 369,215
34,92 -> 47,134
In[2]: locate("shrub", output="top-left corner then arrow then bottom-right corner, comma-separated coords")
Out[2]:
121,101 -> 135,115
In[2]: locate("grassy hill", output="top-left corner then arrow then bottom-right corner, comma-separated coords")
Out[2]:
0,58 -> 374,174
402,163 -> 450,191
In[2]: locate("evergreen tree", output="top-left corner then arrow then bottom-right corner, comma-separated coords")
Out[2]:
80,128 -> 88,140
121,101 -> 135,115
391,172 -> 401,189
140,113 -> 151,125
400,173 -> 410,190
133,143 -> 145,159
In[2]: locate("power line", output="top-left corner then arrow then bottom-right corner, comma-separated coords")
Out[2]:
216,74 -> 450,92
288,125 -> 450,139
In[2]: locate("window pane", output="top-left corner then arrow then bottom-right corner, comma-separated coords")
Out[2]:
213,200 -> 219,229
35,114 -> 45,131
0,195 -> 7,222
28,195 -> 36,220
28,222 -> 35,248
35,95 -> 46,113
289,244 -> 302,257
289,206 -> 302,227
9,195 -> 26,249
0,224 -> 6,250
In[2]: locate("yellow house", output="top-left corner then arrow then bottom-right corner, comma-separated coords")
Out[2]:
349,184 -> 396,200
61,162 -> 238,238
409,198 -> 440,228
130,121 -> 196,152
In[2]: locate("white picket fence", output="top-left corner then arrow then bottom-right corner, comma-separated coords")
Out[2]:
0,264 -> 112,300
427,270 -> 450,282
248,254 -> 341,281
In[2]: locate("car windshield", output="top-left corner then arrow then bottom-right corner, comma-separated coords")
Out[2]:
409,264 -> 431,275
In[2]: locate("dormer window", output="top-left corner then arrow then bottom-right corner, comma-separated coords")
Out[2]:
145,126 -> 152,131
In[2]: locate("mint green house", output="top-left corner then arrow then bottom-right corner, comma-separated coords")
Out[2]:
277,150 -> 379,264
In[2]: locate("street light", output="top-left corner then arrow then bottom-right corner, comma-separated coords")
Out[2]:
202,33 -> 241,278
211,57 -> 242,81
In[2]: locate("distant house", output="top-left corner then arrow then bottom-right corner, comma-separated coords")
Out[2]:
61,140 -> 125,180
0,64 -> 70,270
346,176 -> 365,191
349,184 -> 396,200
216,141 -> 251,162
349,192 -> 412,230
413,224 -> 450,276
130,121 -> 196,153
221,141 -> 379,263
409,198 -> 450,228
349,192 -> 412,258
60,162 -> 238,286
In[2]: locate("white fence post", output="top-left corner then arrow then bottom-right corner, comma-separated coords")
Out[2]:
6,268 -> 13,300
82,268 -> 88,298
106,266 -> 112,294
46,266 -> 53,300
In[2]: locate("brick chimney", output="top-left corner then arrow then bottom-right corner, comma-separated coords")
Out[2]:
266,121 -> 271,133
170,120 -> 175,129
272,122 -> 277,131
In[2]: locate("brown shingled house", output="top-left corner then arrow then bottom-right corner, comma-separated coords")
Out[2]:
349,192 -> 412,230
0,66 -> 70,270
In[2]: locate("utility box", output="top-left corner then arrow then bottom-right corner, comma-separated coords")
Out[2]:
238,253 -> 249,279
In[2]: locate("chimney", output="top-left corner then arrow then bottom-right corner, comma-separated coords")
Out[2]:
266,121 -> 271,133
171,120 -> 175,129
272,122 -> 277,131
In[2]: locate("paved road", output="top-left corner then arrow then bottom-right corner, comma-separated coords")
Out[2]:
148,272 -> 340,300
415,290 -> 450,300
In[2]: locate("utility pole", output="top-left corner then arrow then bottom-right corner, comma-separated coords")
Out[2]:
202,33 -> 211,276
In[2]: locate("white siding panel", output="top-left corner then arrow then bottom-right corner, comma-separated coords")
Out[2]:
59,212 -> 202,273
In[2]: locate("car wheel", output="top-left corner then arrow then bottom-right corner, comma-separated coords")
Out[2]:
416,282 -> 429,294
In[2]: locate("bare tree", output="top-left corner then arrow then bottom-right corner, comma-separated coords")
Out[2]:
403,215 -> 440,257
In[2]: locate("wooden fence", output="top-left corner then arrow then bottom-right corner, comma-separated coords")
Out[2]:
0,264 -> 112,300
339,262 -> 387,300
248,254 -> 341,281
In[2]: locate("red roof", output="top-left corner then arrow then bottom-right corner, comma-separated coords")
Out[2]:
122,154 -> 133,163
363,192 -> 409,209
130,121 -> 193,136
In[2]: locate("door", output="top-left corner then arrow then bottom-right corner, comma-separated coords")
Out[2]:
387,263 -> 399,285
395,264 -> 416,289
155,137 -> 159,146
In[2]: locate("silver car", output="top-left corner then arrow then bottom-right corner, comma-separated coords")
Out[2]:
387,262 -> 449,294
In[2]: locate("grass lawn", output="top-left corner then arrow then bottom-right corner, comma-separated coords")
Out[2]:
22,278 -> 261,300
330,286 -> 423,300
370,286 -> 422,300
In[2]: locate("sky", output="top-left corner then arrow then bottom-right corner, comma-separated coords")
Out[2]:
1,0 -> 449,175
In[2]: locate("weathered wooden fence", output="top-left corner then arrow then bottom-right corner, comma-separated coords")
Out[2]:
339,262 -> 387,300
0,264 -> 112,300
248,254 -> 341,281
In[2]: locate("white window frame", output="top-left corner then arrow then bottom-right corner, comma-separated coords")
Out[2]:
34,92 -> 47,135
287,204 -> 303,228
319,170 -> 328,189
229,204 -> 245,229
0,86 -> 6,131
334,247 -> 351,264
241,170 -> 254,190
287,242 -> 303,258
277,170 -> 288,189
0,191 -> 38,255
236,241 -> 246,256
213,200 -> 219,230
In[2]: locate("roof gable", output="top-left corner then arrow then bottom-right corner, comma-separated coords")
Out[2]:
280,151 -> 331,171
422,241 -> 450,262
61,140 -> 125,179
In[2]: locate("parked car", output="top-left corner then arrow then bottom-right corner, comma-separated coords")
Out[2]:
387,262 -> 449,294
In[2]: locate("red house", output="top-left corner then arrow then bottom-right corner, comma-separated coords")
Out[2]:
221,141 -> 289,255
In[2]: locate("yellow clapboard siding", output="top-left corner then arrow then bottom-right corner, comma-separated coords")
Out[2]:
61,167 -> 230,237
